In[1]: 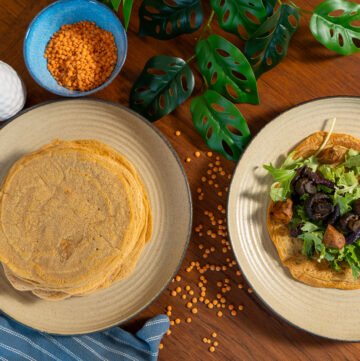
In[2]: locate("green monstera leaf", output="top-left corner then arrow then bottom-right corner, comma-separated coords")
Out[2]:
139,0 -> 204,40
210,0 -> 268,40
123,0 -> 134,30
196,34 -> 258,104
130,55 -> 195,122
190,90 -> 251,161
264,0 -> 277,16
244,4 -> 300,78
100,0 -> 133,30
310,0 -> 360,55
101,0 -> 122,11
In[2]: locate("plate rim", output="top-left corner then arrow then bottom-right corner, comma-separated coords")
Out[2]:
227,95 -> 360,342
0,98 -> 193,335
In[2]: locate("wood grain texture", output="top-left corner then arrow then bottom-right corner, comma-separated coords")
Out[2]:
1,0 -> 360,359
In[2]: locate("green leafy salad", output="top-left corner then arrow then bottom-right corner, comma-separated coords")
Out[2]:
264,148 -> 360,278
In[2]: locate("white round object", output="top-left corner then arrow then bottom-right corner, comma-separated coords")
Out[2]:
228,97 -> 360,341
0,61 -> 26,121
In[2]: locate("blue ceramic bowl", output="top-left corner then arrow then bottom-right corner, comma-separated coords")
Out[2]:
24,0 -> 127,97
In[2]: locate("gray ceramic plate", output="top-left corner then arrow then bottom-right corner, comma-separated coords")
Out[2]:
228,97 -> 360,341
0,99 -> 192,334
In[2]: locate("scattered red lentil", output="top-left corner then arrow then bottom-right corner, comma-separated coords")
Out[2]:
161,154 -> 250,355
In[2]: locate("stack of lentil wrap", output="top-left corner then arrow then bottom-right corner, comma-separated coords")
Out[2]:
0,140 -> 152,300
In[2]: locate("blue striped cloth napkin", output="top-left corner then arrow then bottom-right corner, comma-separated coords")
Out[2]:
0,314 -> 169,361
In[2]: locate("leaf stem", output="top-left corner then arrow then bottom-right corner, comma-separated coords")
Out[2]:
199,10 -> 215,40
288,0 -> 297,8
202,74 -> 209,89
287,0 -> 313,15
206,10 -> 215,29
186,54 -> 196,64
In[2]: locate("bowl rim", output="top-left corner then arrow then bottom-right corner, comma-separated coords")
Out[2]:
23,0 -> 128,97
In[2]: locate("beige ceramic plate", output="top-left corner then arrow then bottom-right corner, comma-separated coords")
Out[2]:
228,97 -> 360,341
0,99 -> 192,334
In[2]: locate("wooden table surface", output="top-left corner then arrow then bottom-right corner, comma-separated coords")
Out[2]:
1,0 -> 360,360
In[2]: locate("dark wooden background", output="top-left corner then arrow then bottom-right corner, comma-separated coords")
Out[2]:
1,0 -> 360,360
